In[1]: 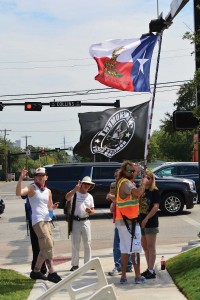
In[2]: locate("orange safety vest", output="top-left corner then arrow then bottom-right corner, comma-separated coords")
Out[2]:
116,177 -> 139,221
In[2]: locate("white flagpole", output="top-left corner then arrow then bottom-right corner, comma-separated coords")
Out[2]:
144,31 -> 163,171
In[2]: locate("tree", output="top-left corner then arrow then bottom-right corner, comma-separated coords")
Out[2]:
148,129 -> 193,162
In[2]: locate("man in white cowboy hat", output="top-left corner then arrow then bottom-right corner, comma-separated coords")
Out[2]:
65,176 -> 95,271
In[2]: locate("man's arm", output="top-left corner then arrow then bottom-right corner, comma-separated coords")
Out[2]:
48,190 -> 59,210
16,168 -> 31,197
131,176 -> 149,198
65,180 -> 81,201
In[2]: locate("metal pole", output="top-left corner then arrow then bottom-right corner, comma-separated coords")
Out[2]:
144,32 -> 163,170
194,0 -> 200,199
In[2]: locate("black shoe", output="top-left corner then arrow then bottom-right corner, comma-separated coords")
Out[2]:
70,266 -> 79,271
41,267 -> 47,275
141,269 -> 148,277
47,272 -> 62,283
30,271 -> 47,280
142,269 -> 156,279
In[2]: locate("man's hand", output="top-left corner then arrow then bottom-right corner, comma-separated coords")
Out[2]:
20,168 -> 28,180
74,180 -> 81,192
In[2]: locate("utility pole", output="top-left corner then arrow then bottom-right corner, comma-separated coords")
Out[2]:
0,129 -> 11,181
22,135 -> 31,171
63,136 -> 66,148
194,0 -> 200,199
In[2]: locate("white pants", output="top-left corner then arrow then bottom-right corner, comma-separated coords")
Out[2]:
71,219 -> 91,266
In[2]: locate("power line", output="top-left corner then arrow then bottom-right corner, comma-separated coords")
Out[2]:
0,54 -> 192,71
0,47 -> 193,65
0,80 -> 191,102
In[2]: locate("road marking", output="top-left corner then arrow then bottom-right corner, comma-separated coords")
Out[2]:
0,192 -> 16,195
178,215 -> 200,228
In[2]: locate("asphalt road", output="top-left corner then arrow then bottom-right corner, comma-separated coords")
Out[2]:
0,181 -> 200,268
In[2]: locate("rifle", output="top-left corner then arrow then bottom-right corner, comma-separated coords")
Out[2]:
68,193 -> 77,239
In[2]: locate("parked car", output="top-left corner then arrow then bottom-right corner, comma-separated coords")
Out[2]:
152,162 -> 199,195
45,162 -> 197,216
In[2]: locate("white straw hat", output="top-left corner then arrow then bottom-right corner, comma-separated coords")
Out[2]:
81,176 -> 95,190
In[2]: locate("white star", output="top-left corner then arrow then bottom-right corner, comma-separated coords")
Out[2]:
95,138 -> 100,144
137,58 -> 149,74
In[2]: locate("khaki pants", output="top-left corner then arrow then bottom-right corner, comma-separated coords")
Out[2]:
33,221 -> 54,259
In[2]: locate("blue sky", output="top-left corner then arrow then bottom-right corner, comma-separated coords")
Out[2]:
0,0 -> 195,150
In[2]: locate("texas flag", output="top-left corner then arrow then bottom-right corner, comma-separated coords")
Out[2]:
89,34 -> 158,92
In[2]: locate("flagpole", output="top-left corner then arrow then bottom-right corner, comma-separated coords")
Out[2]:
144,31 -> 163,171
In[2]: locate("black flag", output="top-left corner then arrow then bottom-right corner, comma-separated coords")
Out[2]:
73,101 -> 150,161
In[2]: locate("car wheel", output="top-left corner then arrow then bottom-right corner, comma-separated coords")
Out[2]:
160,193 -> 184,215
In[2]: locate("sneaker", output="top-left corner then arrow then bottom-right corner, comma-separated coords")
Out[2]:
30,271 -> 47,281
108,267 -> 121,276
141,269 -> 148,277
70,266 -> 79,271
135,276 -> 146,284
143,269 -> 156,279
47,272 -> 62,283
120,277 -> 128,284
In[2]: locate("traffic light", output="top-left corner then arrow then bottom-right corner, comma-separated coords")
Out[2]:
173,110 -> 199,130
25,102 -> 42,111
0,102 -> 4,111
55,148 -> 60,152
40,149 -> 46,156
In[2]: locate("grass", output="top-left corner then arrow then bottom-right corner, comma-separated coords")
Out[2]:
167,246 -> 200,300
0,268 -> 34,300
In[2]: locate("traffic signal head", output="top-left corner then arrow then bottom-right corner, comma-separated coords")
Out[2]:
55,148 -> 60,152
173,110 -> 199,130
25,102 -> 42,111
40,149 -> 45,155
0,102 -> 4,111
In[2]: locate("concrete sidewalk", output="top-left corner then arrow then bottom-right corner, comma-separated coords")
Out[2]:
8,243 -> 196,300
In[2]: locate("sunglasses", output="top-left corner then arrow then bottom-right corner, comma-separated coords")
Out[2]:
126,170 -> 135,174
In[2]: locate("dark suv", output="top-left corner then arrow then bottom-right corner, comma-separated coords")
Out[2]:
45,162 -> 121,208
45,162 -> 197,216
152,162 -> 199,195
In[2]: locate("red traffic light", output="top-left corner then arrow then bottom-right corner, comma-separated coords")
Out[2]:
40,149 -> 45,155
25,102 -> 42,111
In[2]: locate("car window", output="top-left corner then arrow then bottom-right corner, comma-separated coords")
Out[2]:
46,166 -> 90,181
93,166 -> 118,180
179,166 -> 199,175
156,166 -> 177,177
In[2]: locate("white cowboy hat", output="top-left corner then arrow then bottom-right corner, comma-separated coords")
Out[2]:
81,176 -> 95,191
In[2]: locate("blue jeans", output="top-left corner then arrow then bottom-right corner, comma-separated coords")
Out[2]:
113,226 -> 132,271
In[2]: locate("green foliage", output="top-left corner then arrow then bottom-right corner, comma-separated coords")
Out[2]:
167,247 -> 200,300
0,268 -> 34,300
0,136 -> 70,180
148,129 -> 193,162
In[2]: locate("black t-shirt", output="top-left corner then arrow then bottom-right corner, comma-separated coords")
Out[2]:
139,189 -> 160,228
